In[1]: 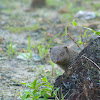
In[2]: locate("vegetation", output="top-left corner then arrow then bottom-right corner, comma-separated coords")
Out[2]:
21,77 -> 54,100
7,42 -> 16,58
62,20 -> 100,48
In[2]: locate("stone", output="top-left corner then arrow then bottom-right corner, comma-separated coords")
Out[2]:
53,37 -> 100,100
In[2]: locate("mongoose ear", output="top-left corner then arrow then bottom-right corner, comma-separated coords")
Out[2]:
63,46 -> 68,51
49,48 -> 52,52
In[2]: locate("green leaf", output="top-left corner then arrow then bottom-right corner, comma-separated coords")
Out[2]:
84,30 -> 87,37
32,79 -> 37,89
72,20 -> 77,26
32,45 -> 35,48
78,35 -> 81,38
33,95 -> 40,100
26,83 -> 32,88
77,40 -> 83,44
21,94 -> 27,100
62,33 -> 66,36
49,61 -> 55,67
42,77 -> 47,82
54,32 -> 61,38
65,26 -> 68,33
84,27 -> 95,32
24,90 -> 32,95
42,88 -> 52,92
41,91 -> 50,98
32,89 -> 38,95
62,25 -> 68,36
53,87 -> 60,97
32,92 -> 41,100
36,83 -> 46,90
21,90 -> 32,99
87,34 -> 91,37
21,82 -> 27,85
21,83 -> 32,88
27,79 -> 37,89
43,84 -> 53,88
94,31 -> 100,35
25,98 -> 32,100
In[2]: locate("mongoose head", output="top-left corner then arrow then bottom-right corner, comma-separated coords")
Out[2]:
49,46 -> 70,65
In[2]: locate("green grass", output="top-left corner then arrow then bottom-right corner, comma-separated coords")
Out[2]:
37,44 -> 48,59
27,36 -> 32,59
7,42 -> 16,58
18,36 -> 33,60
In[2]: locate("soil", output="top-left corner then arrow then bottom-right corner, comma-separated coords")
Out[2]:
0,0 -> 100,99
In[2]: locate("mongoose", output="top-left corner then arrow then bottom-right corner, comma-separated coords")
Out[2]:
49,46 -> 78,71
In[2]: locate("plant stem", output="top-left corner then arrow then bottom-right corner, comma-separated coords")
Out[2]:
76,26 -> 85,47
81,55 -> 100,71
67,33 -> 82,50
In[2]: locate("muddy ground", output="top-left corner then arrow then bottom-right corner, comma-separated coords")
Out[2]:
0,0 -> 100,99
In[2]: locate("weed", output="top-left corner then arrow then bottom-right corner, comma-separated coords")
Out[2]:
62,20 -> 100,49
21,77 -> 70,100
21,77 -> 54,100
37,44 -> 48,59
7,42 -> 16,58
77,27 -> 100,46
18,36 -> 32,60
27,36 -> 32,59
72,20 -> 85,47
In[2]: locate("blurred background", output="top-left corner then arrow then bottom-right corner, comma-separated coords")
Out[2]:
0,0 -> 100,99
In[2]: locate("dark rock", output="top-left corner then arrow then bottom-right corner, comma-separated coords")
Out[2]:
53,37 -> 100,100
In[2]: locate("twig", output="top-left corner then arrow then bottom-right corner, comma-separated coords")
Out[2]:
67,33 -> 82,50
76,26 -> 85,48
81,55 -> 100,71
85,34 -> 88,47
